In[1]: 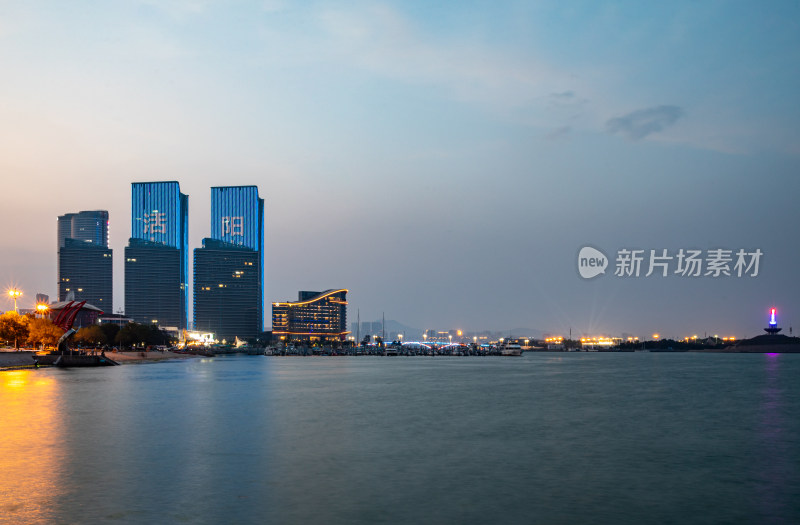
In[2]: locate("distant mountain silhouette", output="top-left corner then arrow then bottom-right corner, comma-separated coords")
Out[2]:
507,327 -> 545,338
351,320 -> 545,341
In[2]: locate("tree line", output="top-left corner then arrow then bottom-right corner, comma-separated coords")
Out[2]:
0,311 -> 175,350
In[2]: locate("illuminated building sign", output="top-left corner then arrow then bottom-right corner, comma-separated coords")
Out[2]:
221,216 -> 245,237
144,211 -> 167,235
131,181 -> 187,249
210,186 -> 263,251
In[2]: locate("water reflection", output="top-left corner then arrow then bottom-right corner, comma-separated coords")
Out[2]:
0,370 -> 64,524
755,353 -> 794,522
2,355 -> 798,523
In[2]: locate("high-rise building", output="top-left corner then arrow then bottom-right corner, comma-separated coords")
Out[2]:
193,186 -> 264,340
57,210 -> 112,308
272,289 -> 349,343
194,239 -> 261,341
125,181 -> 189,330
58,210 -> 108,247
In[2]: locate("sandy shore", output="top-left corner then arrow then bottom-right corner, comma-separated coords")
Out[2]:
0,350 -> 200,369
106,351 -> 202,363
0,351 -> 37,369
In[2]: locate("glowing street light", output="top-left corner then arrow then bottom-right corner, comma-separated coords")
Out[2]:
36,303 -> 49,318
8,289 -> 22,313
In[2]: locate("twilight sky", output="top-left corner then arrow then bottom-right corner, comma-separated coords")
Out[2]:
1,1 -> 799,338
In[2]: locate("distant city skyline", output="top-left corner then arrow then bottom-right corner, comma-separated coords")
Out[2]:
1,1 -> 798,337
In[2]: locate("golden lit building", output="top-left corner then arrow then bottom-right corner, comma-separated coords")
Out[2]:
272,289 -> 349,343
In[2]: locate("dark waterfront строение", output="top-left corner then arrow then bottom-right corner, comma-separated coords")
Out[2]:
1,353 -> 799,524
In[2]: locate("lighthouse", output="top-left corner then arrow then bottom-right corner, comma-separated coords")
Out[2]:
764,308 -> 782,335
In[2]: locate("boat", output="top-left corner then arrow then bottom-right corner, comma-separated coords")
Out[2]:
498,341 -> 522,356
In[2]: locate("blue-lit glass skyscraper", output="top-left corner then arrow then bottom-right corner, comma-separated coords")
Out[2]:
58,210 -> 109,248
209,185 -> 263,253
194,186 -> 264,340
57,210 -> 112,309
125,181 -> 189,330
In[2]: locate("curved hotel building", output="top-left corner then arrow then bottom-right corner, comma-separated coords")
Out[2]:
272,289 -> 349,343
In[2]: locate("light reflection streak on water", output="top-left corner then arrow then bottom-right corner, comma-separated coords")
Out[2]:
756,353 -> 791,521
0,370 -> 64,524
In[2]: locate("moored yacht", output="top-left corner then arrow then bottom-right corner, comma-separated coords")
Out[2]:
498,341 -> 522,356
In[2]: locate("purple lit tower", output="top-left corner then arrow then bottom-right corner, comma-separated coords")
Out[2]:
764,308 -> 782,335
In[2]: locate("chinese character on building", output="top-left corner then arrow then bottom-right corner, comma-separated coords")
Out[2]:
144,211 -> 167,235
221,216 -> 245,237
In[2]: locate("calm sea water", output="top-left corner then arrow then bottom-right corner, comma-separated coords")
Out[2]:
1,353 -> 799,524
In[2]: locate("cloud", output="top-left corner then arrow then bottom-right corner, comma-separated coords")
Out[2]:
252,5 -> 603,131
606,105 -> 684,140
545,126 -> 571,141
137,0 -> 210,17
309,6 -> 578,114
550,91 -> 575,102
261,0 -> 287,13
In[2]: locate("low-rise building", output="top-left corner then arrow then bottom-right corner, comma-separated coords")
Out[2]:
272,289 -> 348,343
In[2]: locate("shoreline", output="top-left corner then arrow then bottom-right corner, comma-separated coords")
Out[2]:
0,350 -> 201,370
105,351 -> 204,364
4,347 -> 800,370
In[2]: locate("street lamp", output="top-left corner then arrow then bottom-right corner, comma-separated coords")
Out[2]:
8,289 -> 22,313
36,303 -> 49,319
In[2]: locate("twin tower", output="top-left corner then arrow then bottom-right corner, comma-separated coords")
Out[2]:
58,181 -> 264,341
126,181 -> 264,340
